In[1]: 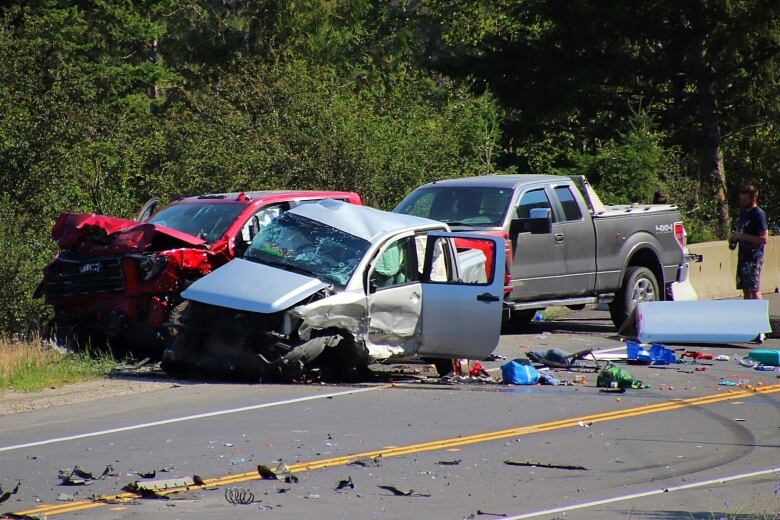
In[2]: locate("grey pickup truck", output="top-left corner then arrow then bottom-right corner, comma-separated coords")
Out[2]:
395,174 -> 690,328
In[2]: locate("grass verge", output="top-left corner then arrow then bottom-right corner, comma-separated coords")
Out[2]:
0,337 -> 115,392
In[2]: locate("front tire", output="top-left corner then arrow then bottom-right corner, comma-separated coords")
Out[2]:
609,266 -> 659,328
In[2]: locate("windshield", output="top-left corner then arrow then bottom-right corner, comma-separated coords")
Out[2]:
395,186 -> 514,227
146,202 -> 246,243
244,212 -> 370,286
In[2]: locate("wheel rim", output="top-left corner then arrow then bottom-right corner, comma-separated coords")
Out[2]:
631,277 -> 656,306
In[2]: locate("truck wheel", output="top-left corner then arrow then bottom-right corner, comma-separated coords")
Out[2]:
610,266 -> 659,328
279,335 -> 343,380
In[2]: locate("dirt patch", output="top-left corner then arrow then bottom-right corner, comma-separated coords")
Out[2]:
0,377 -> 172,416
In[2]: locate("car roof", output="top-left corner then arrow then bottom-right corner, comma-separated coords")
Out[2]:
176,190 -> 357,205
416,174 -> 564,189
290,199 -> 444,242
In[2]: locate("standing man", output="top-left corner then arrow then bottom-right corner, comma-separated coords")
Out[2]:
729,185 -> 768,299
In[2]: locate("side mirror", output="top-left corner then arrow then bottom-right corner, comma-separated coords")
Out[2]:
529,208 -> 552,234
509,218 -> 525,235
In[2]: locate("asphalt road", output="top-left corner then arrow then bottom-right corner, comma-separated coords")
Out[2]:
1,307 -> 779,520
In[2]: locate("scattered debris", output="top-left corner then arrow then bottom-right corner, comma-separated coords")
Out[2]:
0,481 -> 20,504
627,300 -> 771,344
501,360 -> 539,385
377,485 -> 430,497
135,470 -> 157,479
503,460 -> 587,471
348,456 -> 382,467
284,474 -> 299,484
335,476 -> 355,490
527,348 -> 601,372
123,476 -> 202,499
224,487 -> 258,505
56,492 -> 75,502
719,380 -> 738,386
256,465 -> 278,480
597,364 -> 646,389
58,465 -> 115,486
716,355 -> 730,361
627,342 -> 676,365
437,460 -> 462,466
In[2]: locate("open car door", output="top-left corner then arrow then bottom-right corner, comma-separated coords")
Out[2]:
417,233 -> 504,359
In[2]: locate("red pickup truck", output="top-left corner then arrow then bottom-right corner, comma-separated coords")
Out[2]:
40,190 -> 362,354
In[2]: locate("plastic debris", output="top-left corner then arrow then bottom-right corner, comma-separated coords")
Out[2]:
378,485 -> 430,497
597,365 -> 646,389
58,465 -> 115,486
437,460 -> 462,466
501,360 -> 540,385
0,481 -> 20,504
503,460 -> 587,471
335,476 -> 355,490
256,465 -> 278,480
626,341 -> 676,365
719,380 -> 738,386
748,350 -> 780,366
716,355 -> 730,361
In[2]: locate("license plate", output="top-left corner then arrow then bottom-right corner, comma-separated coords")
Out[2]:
80,262 -> 102,273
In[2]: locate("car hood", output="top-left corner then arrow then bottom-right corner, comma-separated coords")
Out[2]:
181,258 -> 330,314
52,213 -> 206,254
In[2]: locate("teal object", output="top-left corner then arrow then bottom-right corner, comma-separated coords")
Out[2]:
748,350 -> 780,366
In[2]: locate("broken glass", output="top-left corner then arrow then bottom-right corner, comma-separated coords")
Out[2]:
244,213 -> 370,286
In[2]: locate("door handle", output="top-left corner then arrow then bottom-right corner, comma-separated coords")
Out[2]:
554,233 -> 565,245
476,292 -> 500,302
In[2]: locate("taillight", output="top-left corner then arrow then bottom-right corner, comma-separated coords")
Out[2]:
673,222 -> 686,250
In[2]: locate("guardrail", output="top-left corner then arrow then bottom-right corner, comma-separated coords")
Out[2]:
687,236 -> 780,300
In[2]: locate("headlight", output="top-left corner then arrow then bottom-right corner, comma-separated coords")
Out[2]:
136,254 -> 168,281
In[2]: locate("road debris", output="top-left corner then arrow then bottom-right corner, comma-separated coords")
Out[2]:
58,465 -> 116,486
335,476 -> 355,490
437,460 -> 462,466
122,476 -> 203,499
0,481 -> 20,504
597,364 -> 646,389
224,487 -> 259,505
503,460 -> 587,471
348,455 -> 382,467
526,348 -> 600,371
56,492 -> 75,502
501,360 -> 540,385
377,485 -> 431,497
627,341 -> 676,365
256,465 -> 278,480
464,511 -> 509,518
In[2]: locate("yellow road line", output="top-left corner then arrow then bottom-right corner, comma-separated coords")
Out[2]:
18,384 -> 780,517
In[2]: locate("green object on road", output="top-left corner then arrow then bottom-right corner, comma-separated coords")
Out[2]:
747,350 -> 780,366
597,365 -> 646,390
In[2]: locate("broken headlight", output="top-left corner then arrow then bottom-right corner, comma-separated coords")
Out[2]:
136,254 -> 168,281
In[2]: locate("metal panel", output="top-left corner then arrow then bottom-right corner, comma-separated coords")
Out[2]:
637,300 -> 771,344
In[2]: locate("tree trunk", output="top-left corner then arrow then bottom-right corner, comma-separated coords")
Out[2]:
692,17 -> 730,238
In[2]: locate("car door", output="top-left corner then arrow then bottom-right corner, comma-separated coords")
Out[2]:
365,234 -> 423,354
417,233 -> 504,359
551,185 -> 597,295
509,187 -> 567,299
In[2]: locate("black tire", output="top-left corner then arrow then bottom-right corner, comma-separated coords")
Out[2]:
609,266 -> 659,328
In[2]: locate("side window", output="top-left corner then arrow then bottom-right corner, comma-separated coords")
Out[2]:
516,189 -> 554,220
554,186 -> 582,221
239,204 -> 285,253
415,234 -> 451,282
423,236 -> 494,285
370,236 -> 420,290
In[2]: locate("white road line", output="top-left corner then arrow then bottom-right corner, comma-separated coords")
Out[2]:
502,466 -> 780,519
0,385 -> 385,453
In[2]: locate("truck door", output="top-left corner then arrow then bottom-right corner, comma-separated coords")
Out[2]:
366,235 -> 423,354
551,185 -> 597,295
509,188 -> 567,299
417,233 -> 504,359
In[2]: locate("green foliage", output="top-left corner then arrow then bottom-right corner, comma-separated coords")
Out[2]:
560,109 -> 671,205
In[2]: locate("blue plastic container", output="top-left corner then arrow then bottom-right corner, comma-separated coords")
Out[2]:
626,341 -> 676,365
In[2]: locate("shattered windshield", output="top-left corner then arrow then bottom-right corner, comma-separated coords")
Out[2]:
146,202 -> 245,243
395,186 -> 514,227
244,212 -> 370,286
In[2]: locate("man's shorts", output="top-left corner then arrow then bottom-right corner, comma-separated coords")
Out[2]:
736,259 -> 763,292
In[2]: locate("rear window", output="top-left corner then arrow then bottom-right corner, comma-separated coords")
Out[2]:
554,186 -> 582,221
395,187 -> 513,227
146,202 -> 245,243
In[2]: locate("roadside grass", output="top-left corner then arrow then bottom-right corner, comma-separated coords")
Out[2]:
0,337 -> 116,392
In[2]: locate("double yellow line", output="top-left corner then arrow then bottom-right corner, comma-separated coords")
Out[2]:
17,383 -> 780,517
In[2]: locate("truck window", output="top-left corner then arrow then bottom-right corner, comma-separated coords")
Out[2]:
554,186 -> 582,221
395,187 -> 513,227
516,189 -> 555,220
146,202 -> 246,243
370,236 -> 420,290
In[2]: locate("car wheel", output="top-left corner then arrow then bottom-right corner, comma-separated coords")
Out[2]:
610,266 -> 659,328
